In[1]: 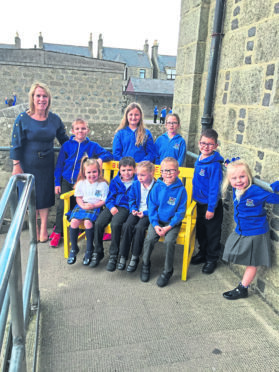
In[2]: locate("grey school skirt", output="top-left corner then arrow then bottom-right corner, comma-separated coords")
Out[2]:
222,231 -> 272,267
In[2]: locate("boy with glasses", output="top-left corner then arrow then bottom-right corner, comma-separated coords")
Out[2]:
191,128 -> 224,274
140,157 -> 187,287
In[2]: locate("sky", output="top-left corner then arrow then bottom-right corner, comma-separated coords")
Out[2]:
1,0 -> 181,56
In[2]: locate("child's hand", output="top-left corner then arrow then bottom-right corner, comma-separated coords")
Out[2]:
110,206 -> 118,215
132,210 -> 138,216
137,211 -> 144,218
271,181 -> 279,193
154,225 -> 164,236
155,225 -> 171,236
205,211 -> 214,220
55,186 -> 61,195
83,202 -> 95,210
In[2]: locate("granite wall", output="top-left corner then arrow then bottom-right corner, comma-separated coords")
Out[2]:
174,0 -> 279,310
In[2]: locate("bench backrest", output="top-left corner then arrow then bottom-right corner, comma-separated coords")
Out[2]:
102,161 -> 194,209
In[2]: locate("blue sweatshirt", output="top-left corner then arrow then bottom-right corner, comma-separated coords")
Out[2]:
192,151 -> 224,213
54,136 -> 113,186
161,108 -> 167,118
128,179 -> 155,215
113,126 -> 156,162
155,133 -> 186,166
148,178 -> 187,228
233,185 -> 279,236
105,173 -> 136,210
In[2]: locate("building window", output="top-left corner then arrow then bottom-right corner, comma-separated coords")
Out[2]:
124,66 -> 128,81
166,68 -> 176,80
139,69 -> 146,78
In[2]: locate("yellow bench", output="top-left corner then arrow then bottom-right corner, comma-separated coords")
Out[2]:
61,161 -> 197,281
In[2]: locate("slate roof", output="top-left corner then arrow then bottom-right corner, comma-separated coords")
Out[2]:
0,44 -> 16,49
157,55 -> 177,72
43,43 -> 91,57
124,77 -> 174,96
102,47 -> 152,68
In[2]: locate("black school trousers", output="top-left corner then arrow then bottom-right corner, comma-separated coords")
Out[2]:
196,199 -> 223,262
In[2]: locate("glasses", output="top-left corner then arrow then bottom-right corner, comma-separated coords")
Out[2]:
161,169 -> 177,174
199,142 -> 216,147
166,122 -> 178,125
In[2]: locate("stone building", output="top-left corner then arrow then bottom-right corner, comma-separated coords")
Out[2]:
1,33 -> 177,117
97,35 -> 153,88
124,77 -> 174,117
38,32 -> 93,57
0,47 -> 124,124
151,40 -> 177,80
174,0 -> 279,310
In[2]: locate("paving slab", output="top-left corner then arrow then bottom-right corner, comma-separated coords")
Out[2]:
2,230 -> 279,371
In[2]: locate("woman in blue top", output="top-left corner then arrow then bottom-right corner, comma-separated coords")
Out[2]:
113,102 -> 156,163
222,159 -> 279,300
155,113 -> 186,166
10,82 -> 68,242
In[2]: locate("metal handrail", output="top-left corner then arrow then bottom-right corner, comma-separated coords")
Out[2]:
186,150 -> 272,192
0,174 -> 40,372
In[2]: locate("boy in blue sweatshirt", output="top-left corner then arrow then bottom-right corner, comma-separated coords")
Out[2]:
191,128 -> 224,274
51,118 -> 112,247
140,157 -> 187,287
90,156 -> 136,271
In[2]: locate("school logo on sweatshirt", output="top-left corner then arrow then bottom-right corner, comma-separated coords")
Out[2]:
95,190 -> 102,198
167,197 -> 176,206
199,169 -> 205,177
173,143 -> 180,150
246,199 -> 255,207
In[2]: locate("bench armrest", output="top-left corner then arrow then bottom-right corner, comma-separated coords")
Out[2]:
60,190 -> 75,200
186,200 -> 197,216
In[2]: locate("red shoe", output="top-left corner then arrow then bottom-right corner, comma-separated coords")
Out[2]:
49,226 -> 56,240
49,232 -> 61,248
103,233 -> 111,241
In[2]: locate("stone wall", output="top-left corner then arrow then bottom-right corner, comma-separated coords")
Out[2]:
0,49 -> 125,124
174,0 -> 279,311
127,66 -> 153,80
0,102 -> 165,193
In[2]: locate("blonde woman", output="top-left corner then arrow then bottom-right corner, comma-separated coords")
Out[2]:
113,102 -> 156,162
10,82 -> 68,242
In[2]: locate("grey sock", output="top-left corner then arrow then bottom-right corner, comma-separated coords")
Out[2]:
129,255 -> 138,266
119,256 -> 126,264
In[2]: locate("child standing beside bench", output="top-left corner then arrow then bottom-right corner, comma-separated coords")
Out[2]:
155,113 -> 186,166
222,159 -> 279,299
52,118 -> 112,248
191,128 -> 224,275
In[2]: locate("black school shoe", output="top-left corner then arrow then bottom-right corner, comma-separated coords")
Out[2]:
67,248 -> 79,265
106,255 -> 118,272
127,257 -> 139,273
156,269 -> 174,288
89,252 -> 104,268
191,251 -> 206,265
202,261 -> 217,274
140,263 -> 151,282
223,283 -> 248,300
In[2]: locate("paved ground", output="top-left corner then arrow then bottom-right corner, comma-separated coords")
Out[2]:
9,231 -> 279,371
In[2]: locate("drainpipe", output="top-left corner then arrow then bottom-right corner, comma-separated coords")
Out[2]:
201,0 -> 226,132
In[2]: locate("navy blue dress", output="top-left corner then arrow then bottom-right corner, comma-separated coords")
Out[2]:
10,111 -> 68,209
